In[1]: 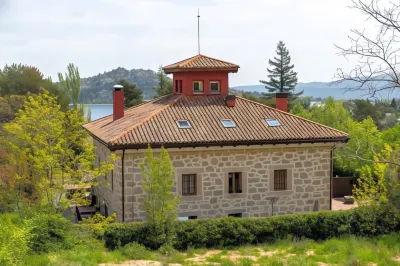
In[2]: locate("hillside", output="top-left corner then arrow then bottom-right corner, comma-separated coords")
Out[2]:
79,67 -> 160,103
231,80 -> 373,100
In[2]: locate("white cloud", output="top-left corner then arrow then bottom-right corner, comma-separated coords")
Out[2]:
0,0 -> 369,85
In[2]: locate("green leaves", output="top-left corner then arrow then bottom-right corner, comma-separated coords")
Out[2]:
153,65 -> 172,98
140,145 -> 179,249
118,79 -> 143,108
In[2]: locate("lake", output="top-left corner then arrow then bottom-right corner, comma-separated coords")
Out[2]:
84,104 -> 113,120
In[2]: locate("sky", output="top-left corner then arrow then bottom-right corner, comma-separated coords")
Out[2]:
0,0 -> 368,86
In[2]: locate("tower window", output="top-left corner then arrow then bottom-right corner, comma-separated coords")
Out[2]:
193,81 -> 203,93
210,81 -> 220,93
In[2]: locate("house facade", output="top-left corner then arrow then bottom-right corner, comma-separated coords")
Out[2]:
84,54 -> 348,222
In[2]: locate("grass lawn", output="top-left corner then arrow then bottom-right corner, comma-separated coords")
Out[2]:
22,233 -> 400,266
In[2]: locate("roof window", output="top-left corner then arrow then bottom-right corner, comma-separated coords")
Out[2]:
265,118 -> 281,127
221,119 -> 236,128
176,120 -> 192,129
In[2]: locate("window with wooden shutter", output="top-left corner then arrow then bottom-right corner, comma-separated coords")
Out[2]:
274,169 -> 287,191
182,174 -> 197,195
228,172 -> 242,193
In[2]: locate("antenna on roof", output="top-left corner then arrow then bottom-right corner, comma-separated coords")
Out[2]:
197,8 -> 200,55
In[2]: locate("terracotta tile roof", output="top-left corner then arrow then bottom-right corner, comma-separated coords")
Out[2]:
163,54 -> 239,73
84,95 -> 348,150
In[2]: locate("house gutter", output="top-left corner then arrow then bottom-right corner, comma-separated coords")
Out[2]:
121,149 -> 125,222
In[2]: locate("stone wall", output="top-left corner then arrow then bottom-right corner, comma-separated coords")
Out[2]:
92,139 -> 123,221
121,145 -> 332,222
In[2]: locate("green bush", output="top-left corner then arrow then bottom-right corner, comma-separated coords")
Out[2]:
29,214 -> 74,253
0,213 -> 31,265
104,205 -> 400,250
119,242 -> 152,260
79,212 -> 116,239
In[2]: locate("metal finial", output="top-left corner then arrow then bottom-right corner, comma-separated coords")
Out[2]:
197,8 -> 200,54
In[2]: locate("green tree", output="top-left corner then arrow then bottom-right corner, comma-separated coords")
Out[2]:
2,90 -> 115,210
260,41 -> 301,103
391,98 -> 397,109
140,145 -> 179,248
153,65 -> 172,98
58,63 -> 81,109
351,99 -> 383,127
118,79 -> 143,108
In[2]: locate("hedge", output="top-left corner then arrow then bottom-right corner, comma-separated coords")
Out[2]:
104,205 -> 400,250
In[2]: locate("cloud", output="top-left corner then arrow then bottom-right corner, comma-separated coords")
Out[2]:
0,0 -> 367,85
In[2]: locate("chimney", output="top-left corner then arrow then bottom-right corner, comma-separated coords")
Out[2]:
276,92 -> 288,112
225,94 -> 236,107
113,84 -> 124,121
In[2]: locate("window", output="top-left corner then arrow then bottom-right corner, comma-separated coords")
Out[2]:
274,169 -> 287,191
265,118 -> 281,127
210,81 -> 220,92
228,213 -> 242,218
176,120 -> 192,129
175,80 -> 179,93
193,81 -> 203,93
179,80 -> 183,93
178,216 -> 197,220
221,119 -> 236,128
228,172 -> 242,193
182,174 -> 197,195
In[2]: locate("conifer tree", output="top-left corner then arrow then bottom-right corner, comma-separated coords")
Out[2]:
118,79 -> 143,108
153,65 -> 172,98
260,41 -> 302,102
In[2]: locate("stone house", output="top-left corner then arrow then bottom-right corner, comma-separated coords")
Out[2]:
83,54 -> 348,222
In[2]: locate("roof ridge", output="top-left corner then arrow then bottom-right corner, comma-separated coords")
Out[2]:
163,54 -> 199,69
198,54 -> 239,67
109,95 -> 182,144
83,94 -> 173,125
235,96 -> 348,135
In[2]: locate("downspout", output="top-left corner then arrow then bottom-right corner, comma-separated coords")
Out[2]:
122,149 -> 125,222
329,143 -> 337,210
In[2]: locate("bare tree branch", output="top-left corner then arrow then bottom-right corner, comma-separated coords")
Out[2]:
335,0 -> 400,97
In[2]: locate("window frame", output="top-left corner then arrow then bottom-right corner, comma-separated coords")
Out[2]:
210,81 -> 220,93
274,169 -> 288,191
192,81 -> 204,93
228,172 -> 242,194
220,119 -> 236,128
265,118 -> 281,127
182,174 -> 197,196
176,120 -> 192,129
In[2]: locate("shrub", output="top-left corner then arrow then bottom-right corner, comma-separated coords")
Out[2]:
119,242 -> 153,260
0,213 -> 31,265
79,212 -> 116,239
29,214 -> 74,253
104,205 -> 400,250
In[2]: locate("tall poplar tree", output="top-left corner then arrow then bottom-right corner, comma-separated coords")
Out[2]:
58,63 -> 81,109
260,41 -> 301,102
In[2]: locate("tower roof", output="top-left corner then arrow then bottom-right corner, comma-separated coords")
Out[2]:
163,54 -> 239,73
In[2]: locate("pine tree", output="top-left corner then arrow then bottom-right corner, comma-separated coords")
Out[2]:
391,98 -> 397,109
153,65 -> 172,98
260,41 -> 301,102
118,79 -> 143,108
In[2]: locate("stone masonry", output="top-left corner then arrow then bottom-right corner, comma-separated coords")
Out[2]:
92,141 -> 332,222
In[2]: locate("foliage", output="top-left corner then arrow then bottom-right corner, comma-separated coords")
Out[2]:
153,65 -> 172,98
260,41 -> 301,103
119,242 -> 153,260
0,213 -> 31,265
351,99 -> 384,128
140,146 -> 179,249
79,212 -> 116,238
0,64 -> 69,109
353,144 -> 392,205
104,205 -> 400,250
29,213 -> 74,253
118,79 -> 143,108
58,63 -> 81,110
1,90 -> 115,209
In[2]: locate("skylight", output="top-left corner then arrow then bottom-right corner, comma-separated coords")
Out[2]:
176,120 -> 192,129
220,119 -> 236,128
265,118 -> 281,127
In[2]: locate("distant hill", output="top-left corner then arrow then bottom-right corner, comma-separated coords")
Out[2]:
232,80 -> 398,100
79,67 -> 160,103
